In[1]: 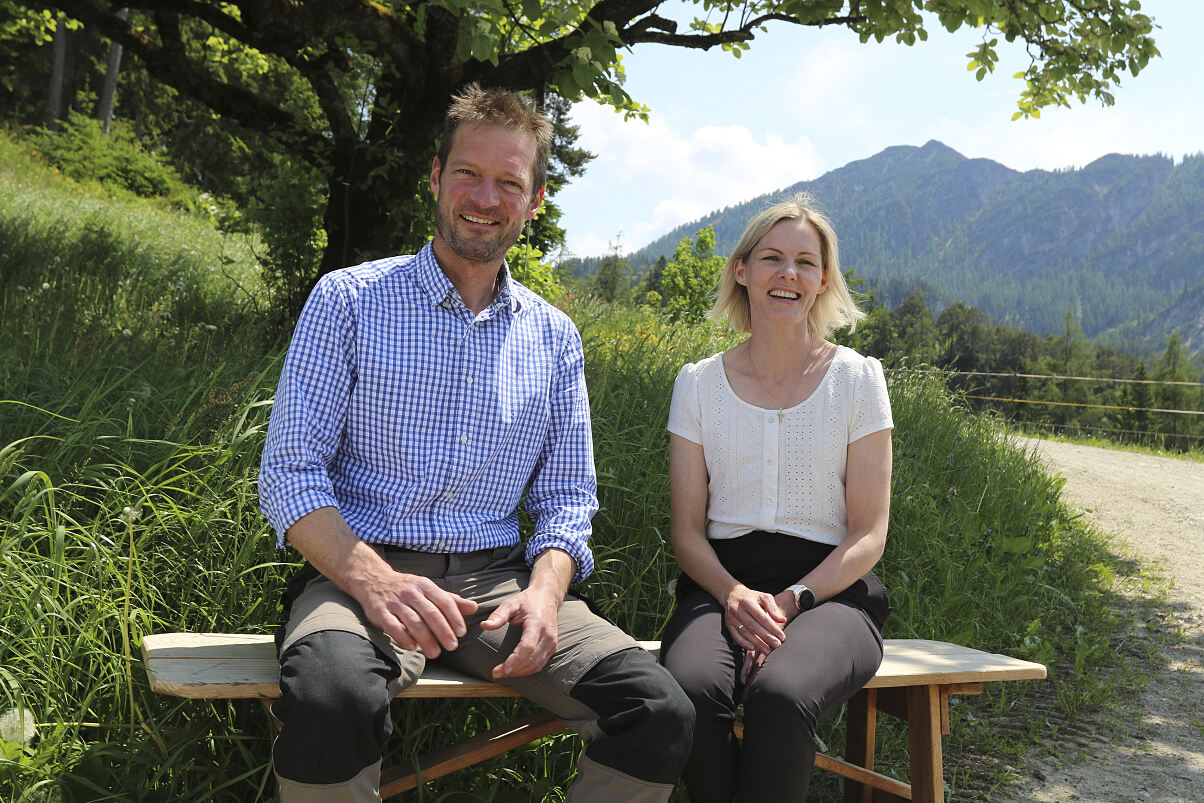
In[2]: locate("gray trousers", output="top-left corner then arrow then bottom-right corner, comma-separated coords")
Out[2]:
272,544 -> 693,802
661,589 -> 883,802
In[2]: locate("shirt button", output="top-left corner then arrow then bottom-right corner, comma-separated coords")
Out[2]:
465,376 -> 473,385
460,434 -> 469,445
764,498 -> 772,505
767,416 -> 775,423
443,491 -> 454,501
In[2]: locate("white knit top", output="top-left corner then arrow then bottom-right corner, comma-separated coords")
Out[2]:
667,346 -> 893,545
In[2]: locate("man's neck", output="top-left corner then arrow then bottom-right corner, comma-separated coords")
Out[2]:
431,240 -> 503,315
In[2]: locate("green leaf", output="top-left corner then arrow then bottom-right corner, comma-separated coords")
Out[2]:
1000,536 -> 1033,553
572,62 -> 595,94
471,33 -> 493,63
950,628 -> 976,646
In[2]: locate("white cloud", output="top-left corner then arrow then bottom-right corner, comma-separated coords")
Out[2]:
557,101 -> 824,256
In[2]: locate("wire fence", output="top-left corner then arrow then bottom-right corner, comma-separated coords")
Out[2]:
947,370 -> 1204,388
888,367 -> 1204,448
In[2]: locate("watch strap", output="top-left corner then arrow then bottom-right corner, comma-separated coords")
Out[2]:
786,583 -> 815,612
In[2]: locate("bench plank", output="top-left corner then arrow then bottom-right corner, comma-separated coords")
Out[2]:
142,634 -> 668,699
142,634 -> 1045,700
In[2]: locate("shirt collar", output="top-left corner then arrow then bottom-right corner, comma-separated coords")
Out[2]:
416,241 -> 523,314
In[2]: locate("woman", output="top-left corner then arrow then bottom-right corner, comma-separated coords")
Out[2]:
660,197 -> 893,801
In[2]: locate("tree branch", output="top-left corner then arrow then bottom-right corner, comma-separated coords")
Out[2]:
49,0 -> 330,163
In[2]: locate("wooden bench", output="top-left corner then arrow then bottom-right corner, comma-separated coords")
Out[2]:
143,633 -> 1045,802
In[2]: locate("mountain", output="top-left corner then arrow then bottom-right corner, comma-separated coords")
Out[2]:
589,140 -> 1204,355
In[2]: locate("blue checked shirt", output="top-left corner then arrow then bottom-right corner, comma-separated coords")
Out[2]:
259,243 -> 598,582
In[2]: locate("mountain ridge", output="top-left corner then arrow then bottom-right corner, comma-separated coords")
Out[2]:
575,140 -> 1204,355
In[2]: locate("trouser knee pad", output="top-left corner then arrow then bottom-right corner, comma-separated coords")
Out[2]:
273,630 -> 399,784
571,646 -> 696,784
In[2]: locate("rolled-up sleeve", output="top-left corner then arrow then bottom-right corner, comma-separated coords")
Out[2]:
524,324 -> 598,583
259,276 -> 357,545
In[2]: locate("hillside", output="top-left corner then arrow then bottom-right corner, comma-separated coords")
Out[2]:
582,141 -> 1204,354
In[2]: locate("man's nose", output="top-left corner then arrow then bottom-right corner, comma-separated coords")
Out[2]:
469,178 -> 500,208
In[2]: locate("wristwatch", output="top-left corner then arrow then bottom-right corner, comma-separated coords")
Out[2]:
786,583 -> 815,612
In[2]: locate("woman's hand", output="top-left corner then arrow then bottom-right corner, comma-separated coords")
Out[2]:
724,583 -> 788,653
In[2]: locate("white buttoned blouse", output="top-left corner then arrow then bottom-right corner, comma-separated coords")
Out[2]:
667,346 -> 893,545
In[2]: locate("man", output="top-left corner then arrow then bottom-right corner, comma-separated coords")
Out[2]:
259,84 -> 693,802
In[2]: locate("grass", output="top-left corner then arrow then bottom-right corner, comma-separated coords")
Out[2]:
1009,425 -> 1204,464
0,132 -> 1158,801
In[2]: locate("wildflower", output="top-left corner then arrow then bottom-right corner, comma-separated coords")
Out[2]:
41,282 -> 50,290
0,707 -> 37,747
204,324 -> 217,331
122,329 -> 133,337
121,506 -> 142,524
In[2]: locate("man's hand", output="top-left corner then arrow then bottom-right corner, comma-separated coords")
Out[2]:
359,571 -> 478,659
480,585 -> 561,678
481,547 -> 575,679
284,507 -> 477,658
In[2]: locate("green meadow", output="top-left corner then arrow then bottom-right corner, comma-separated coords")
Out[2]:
0,133 -> 1157,801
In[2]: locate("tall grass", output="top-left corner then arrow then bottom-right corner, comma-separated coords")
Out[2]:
1,139 -> 1143,801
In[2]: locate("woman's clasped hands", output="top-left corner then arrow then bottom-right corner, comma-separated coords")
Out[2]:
724,583 -> 794,683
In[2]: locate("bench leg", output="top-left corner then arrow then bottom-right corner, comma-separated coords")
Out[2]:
844,688 -> 877,803
906,685 -> 944,803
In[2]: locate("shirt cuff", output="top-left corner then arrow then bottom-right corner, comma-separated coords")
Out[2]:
525,532 -> 594,584
261,487 -> 340,548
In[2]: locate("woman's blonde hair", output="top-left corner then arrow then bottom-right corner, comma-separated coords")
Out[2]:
709,195 -> 865,337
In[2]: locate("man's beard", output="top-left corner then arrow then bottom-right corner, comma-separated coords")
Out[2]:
435,202 -> 521,265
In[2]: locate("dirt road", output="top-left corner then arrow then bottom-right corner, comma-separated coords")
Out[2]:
994,439 -> 1204,803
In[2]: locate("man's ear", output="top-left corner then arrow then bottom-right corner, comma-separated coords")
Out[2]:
527,185 -> 546,220
430,157 -> 442,200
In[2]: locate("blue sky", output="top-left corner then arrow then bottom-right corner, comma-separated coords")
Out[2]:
553,0 -> 1203,258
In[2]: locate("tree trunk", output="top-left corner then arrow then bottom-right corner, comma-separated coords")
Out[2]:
97,9 -> 128,134
314,102 -> 445,310
44,18 -> 69,129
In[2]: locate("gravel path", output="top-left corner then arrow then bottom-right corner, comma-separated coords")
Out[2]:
993,439 -> 1204,803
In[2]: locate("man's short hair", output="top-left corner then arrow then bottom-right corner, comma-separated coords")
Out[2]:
437,83 -> 553,197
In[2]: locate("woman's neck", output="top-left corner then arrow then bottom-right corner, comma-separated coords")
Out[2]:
744,324 -> 826,380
